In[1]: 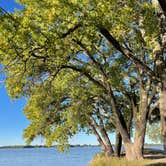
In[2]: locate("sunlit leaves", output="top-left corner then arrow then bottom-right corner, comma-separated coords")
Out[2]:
0,0 -> 164,151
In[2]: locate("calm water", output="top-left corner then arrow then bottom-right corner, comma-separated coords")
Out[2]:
0,147 -> 101,166
0,146 -> 163,166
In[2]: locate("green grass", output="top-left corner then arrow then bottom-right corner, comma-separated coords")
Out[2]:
88,155 -> 166,166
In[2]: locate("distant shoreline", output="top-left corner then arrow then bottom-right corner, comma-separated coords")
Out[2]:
0,144 -> 100,149
0,144 -> 162,149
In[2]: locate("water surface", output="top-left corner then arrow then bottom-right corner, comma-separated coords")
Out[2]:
0,147 -> 100,166
0,146 -> 163,166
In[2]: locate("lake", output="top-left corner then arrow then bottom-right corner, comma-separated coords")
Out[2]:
0,147 -> 101,166
0,146 -> 163,166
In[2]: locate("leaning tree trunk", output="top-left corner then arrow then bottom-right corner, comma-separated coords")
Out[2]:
90,124 -> 107,154
114,130 -> 122,157
96,111 -> 114,157
101,130 -> 114,157
89,122 -> 114,157
108,91 -> 145,160
111,106 -> 143,160
105,80 -> 149,160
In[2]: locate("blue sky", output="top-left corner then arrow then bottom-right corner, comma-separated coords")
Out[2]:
0,0 -> 22,12
0,0 -> 27,146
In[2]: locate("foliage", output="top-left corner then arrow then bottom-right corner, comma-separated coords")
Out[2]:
146,122 -> 161,143
0,0 -> 165,159
22,69 -> 115,150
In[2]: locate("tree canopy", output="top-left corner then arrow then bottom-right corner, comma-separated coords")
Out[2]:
0,0 -> 165,160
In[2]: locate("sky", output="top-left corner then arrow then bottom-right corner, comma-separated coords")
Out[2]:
0,0 -> 155,147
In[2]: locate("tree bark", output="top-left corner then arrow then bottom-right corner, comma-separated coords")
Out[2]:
96,110 -> 114,157
100,128 -> 114,157
108,88 -> 145,160
158,0 -> 166,17
90,118 -> 114,157
124,119 -> 147,160
90,125 -> 106,152
159,73 -> 166,151
127,107 -> 133,138
124,85 -> 148,160
154,1 -> 166,151
124,142 -> 143,160
114,131 -> 122,157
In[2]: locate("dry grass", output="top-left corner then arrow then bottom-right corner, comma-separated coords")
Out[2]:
88,149 -> 166,166
88,156 -> 166,166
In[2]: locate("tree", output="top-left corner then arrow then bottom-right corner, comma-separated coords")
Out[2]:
146,122 -> 161,144
23,69 -> 116,156
98,0 -> 166,150
0,0 -> 164,160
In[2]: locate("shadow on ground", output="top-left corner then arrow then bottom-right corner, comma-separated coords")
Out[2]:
146,163 -> 166,166
145,155 -> 166,160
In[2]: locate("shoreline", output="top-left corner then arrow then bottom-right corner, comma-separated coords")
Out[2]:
0,144 -> 164,149
0,144 -> 100,149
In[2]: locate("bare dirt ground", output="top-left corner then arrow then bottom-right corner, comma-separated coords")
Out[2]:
144,148 -> 166,165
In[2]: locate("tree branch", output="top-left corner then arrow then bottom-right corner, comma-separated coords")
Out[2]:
99,27 -> 160,82
0,6 -> 17,22
148,100 -> 159,118
60,64 -> 105,89
72,39 -> 107,78
148,87 -> 157,105
61,23 -> 81,38
158,0 -> 166,17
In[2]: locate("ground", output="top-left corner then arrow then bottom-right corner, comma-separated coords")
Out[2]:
143,148 -> 166,165
88,148 -> 166,166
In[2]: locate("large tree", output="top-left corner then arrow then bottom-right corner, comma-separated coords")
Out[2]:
0,0 -> 164,160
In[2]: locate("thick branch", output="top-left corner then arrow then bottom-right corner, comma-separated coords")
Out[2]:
99,27 -> 159,82
148,87 -> 157,105
108,89 -> 131,144
158,0 -> 166,17
72,39 -> 107,78
61,23 -> 81,38
60,64 -> 106,89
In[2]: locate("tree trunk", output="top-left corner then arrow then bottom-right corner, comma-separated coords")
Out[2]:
90,123 -> 114,157
124,130 -> 145,160
124,142 -> 143,160
108,90 -> 141,160
124,104 -> 147,160
159,73 -> 166,151
106,82 -> 148,160
125,115 -> 147,160
90,125 -> 106,152
104,143 -> 114,157
100,128 -> 114,157
96,110 -> 114,157
114,131 -> 122,157
102,132 -> 114,157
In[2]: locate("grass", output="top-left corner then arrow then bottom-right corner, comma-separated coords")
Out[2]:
88,154 -> 166,166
